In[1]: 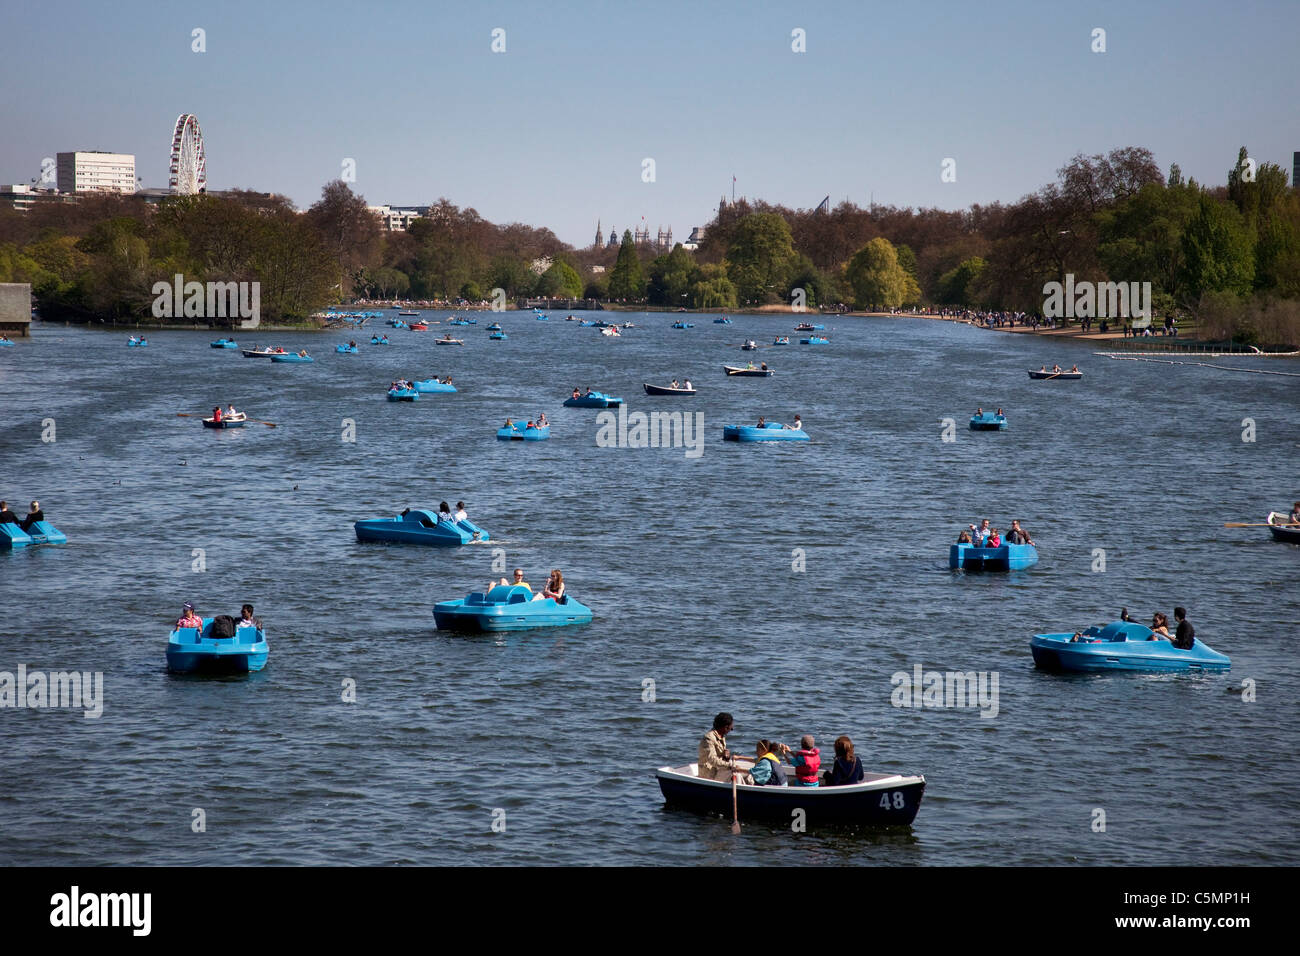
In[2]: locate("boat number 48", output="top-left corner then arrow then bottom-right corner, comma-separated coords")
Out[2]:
879,791 -> 906,810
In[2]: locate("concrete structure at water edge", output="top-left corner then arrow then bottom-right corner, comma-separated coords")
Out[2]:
0,283 -> 33,336
56,151 -> 137,194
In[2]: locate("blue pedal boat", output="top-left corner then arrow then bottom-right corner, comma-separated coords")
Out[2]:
270,352 -> 313,363
0,339 -> 15,347
723,422 -> 809,442
713,317 -> 733,324
949,542 -> 1038,571
127,338 -> 148,347
355,509 -> 490,545
497,422 -> 550,441
969,412 -> 1007,430
801,336 -> 829,344
1031,620 -> 1230,673
412,379 -> 456,393
1,521 -> 68,550
387,387 -> 419,401
772,336 -> 790,345
336,344 -> 358,353
433,584 -> 591,632
210,338 -> 238,349
487,322 -> 502,331
167,619 -> 269,674
672,321 -> 694,329
370,336 -> 391,345
389,319 -> 409,330
489,331 -> 508,340
563,391 -> 623,408
656,761 -> 925,826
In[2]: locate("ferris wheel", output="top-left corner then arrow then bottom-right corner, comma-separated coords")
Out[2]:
169,113 -> 207,195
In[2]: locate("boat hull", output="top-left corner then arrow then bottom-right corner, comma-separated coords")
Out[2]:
210,339 -> 238,349
355,510 -> 488,545
1267,512 -> 1300,544
387,389 -> 419,401
969,414 -> 1007,430
270,354 -> 313,363
723,423 -> 808,442
202,418 -> 246,429
167,622 -> 269,674
643,384 -> 697,396
950,542 -> 1037,571
723,366 -> 773,376
1031,622 -> 1230,673
369,338 -> 390,345
656,765 -> 925,826
563,394 -> 623,408
412,380 -> 456,393
1028,370 -> 1082,380
1,521 -> 67,549
433,585 -> 592,632
336,345 -> 358,353
497,425 -> 550,441
801,337 -> 829,345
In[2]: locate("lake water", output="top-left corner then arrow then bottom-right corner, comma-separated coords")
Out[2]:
1,312 -> 1297,865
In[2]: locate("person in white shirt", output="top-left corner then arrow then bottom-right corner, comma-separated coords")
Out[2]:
454,501 -> 468,523
683,379 -> 692,390
969,519 -> 991,545
236,604 -> 260,630
785,414 -> 802,430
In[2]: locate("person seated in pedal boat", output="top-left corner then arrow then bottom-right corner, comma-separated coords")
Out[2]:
1172,607 -> 1195,650
454,501 -> 468,523
784,415 -> 802,430
176,602 -> 203,631
1006,519 -> 1033,545
0,500 -> 17,525
236,603 -> 261,630
438,501 -> 455,524
750,740 -> 787,786
1147,611 -> 1170,640
671,379 -> 680,389
760,362 -> 768,370
536,413 -> 548,428
19,500 -> 44,532
503,417 -> 514,429
781,735 -> 821,787
756,416 -> 766,428
968,519 -> 991,546
487,567 -> 531,593
585,387 -> 594,396
822,735 -> 865,787
571,388 -> 581,400
986,527 -> 1002,547
956,529 -> 972,544
996,407 -> 1004,417
536,569 -> 565,603
349,340 -> 357,349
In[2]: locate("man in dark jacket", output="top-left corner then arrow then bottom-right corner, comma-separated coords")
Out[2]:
19,500 -> 43,532
1172,607 -> 1195,650
0,501 -> 18,525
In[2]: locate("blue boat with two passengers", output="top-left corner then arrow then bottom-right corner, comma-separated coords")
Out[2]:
271,352 -> 313,363
671,321 -> 694,329
723,422 -> 809,442
387,387 -> 419,401
370,336 -> 391,345
801,336 -> 829,345
1030,620 -> 1230,673
1,520 -> 68,550
433,584 -> 592,632
336,343 -> 358,354
713,317 -> 733,324
564,391 -> 623,408
497,421 -> 550,441
969,411 -> 1007,430
210,338 -> 238,349
166,619 -> 269,674
412,379 -> 456,393
354,509 -> 490,546
950,541 -> 1038,571
127,337 -> 148,347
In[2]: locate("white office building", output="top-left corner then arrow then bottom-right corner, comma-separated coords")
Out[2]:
369,204 -> 426,231
56,151 -> 137,194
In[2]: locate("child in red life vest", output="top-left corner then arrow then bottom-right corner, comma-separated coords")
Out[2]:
781,735 -> 821,787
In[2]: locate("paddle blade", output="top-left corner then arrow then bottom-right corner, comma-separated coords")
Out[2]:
731,820 -> 741,834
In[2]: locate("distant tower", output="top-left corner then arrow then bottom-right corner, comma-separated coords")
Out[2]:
594,220 -> 603,248
608,228 -> 619,248
1294,152 -> 1299,190
665,226 -> 672,248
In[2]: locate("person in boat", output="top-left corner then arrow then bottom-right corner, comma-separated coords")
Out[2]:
1052,364 -> 1062,373
760,362 -> 768,370
176,602 -> 203,631
778,735 -> 821,787
539,569 -> 565,602
442,374 -> 451,384
236,604 -> 261,630
226,404 -> 241,420
1070,365 -> 1078,373
0,501 -> 19,525
750,740 -> 788,787
756,416 -> 766,427
1006,519 -> 1034,545
536,413 -> 548,427
784,415 -> 802,430
969,519 -> 991,545
571,388 -> 581,400
1147,612 -> 1170,640
503,418 -> 514,429
1288,501 -> 1300,525
1120,607 -> 1133,623
996,407 -> 1004,417
349,340 -> 357,348
585,387 -> 594,396
297,350 -> 308,357
822,735 -> 865,787
438,501 -> 454,523
956,529 -> 972,544
1039,365 -> 1047,373
683,378 -> 692,391
671,379 -> 679,389
986,527 -> 1003,547
454,501 -> 468,523
489,568 -> 531,593
212,405 -> 223,423
698,712 -> 747,784
1172,607 -> 1195,650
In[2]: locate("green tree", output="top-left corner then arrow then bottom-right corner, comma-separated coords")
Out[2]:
607,230 -> 645,300
647,244 -> 695,306
845,237 -> 919,309
937,256 -> 987,306
1179,194 -> 1255,305
689,262 -> 738,309
726,212 -> 797,303
536,259 -> 583,297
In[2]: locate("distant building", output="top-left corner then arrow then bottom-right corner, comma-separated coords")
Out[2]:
0,184 -> 76,213
656,226 -> 673,250
682,226 -> 705,251
0,283 -> 33,337
369,204 -> 427,231
56,151 -> 136,194
607,229 -> 619,248
590,265 -> 606,274
594,220 -> 603,248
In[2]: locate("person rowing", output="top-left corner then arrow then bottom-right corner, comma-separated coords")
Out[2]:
784,415 -> 802,430
1052,364 -> 1062,373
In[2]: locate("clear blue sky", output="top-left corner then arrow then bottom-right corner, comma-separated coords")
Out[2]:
2,0 -> 1296,246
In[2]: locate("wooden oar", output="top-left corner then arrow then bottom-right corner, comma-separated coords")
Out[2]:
731,772 -> 741,834
1044,371 -> 1062,380
245,419 -> 278,428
